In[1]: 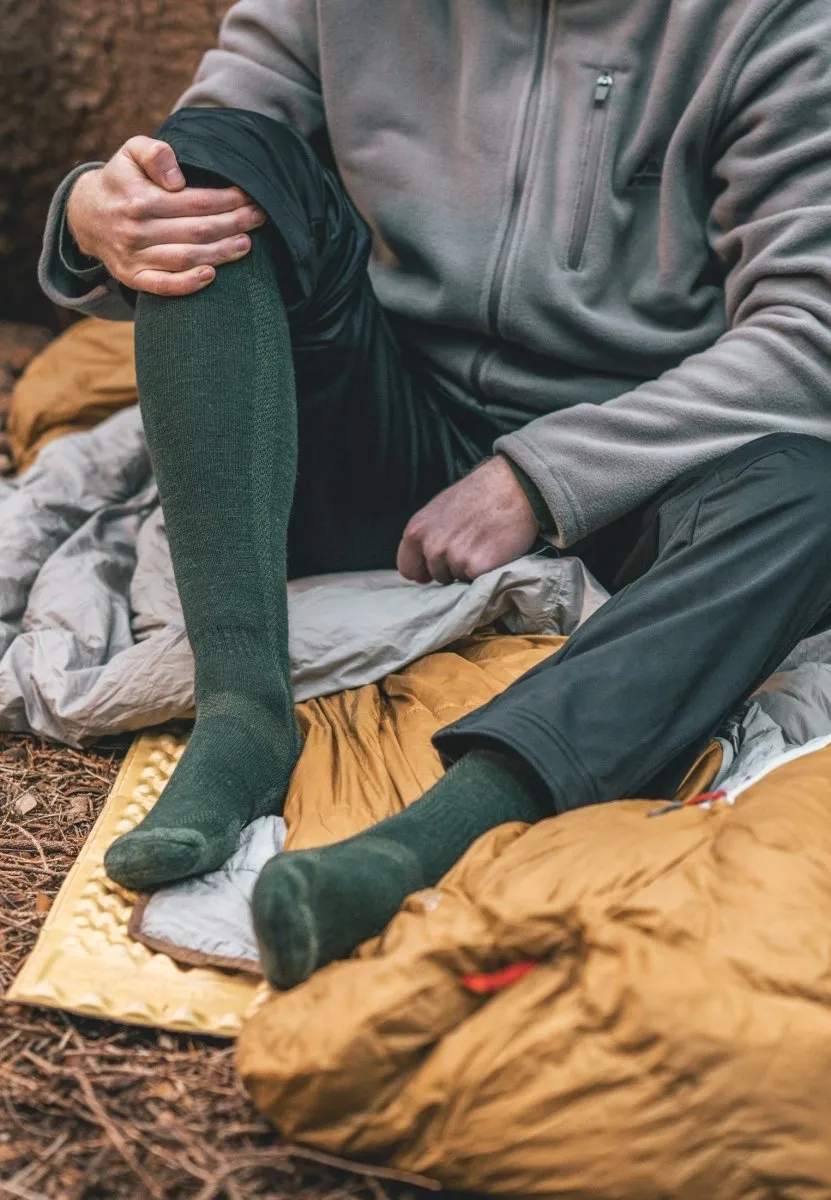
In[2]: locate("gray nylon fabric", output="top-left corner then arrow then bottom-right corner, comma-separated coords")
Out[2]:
0,405 -> 606,747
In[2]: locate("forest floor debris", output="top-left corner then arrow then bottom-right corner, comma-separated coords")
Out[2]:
0,733 -> 430,1200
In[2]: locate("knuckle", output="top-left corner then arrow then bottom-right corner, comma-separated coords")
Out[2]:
146,138 -> 170,163
165,250 -> 187,272
137,270 -> 168,296
193,192 -> 216,215
109,233 -> 130,264
110,194 -> 129,221
122,135 -> 148,156
123,193 -> 147,222
424,550 -> 442,577
120,224 -> 141,253
405,515 -> 425,540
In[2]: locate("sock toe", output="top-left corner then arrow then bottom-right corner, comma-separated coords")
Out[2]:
104,828 -> 212,891
252,841 -> 426,990
252,858 -> 321,989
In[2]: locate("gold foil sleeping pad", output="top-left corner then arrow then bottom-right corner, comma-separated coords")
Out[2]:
6,731 -> 264,1036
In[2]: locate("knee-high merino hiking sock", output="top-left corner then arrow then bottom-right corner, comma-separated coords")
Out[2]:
252,749 -> 553,989
105,234 -> 301,891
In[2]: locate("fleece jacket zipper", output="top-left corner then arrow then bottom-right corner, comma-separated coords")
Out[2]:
566,70 -> 614,270
472,0 -> 551,395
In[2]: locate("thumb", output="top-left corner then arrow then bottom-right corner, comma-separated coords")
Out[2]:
122,135 -> 185,191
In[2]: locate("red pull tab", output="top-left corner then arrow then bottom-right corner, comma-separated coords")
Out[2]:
462,961 -> 538,995
648,788 -> 727,819
690,789 -> 726,805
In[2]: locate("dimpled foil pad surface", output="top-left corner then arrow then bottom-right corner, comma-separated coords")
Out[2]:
7,731 -> 267,1036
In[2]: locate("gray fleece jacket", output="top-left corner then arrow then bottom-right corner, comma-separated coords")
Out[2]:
39,0 -> 831,547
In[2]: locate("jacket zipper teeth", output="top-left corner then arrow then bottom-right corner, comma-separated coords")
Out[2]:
566,70 -> 614,271
472,0 -> 551,396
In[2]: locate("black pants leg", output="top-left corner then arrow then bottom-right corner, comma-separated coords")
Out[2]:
153,107 -> 503,576
436,434 -> 831,807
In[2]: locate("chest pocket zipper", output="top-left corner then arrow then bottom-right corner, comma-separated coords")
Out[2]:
566,71 -> 614,271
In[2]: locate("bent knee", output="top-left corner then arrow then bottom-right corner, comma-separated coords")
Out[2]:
158,107 -> 323,200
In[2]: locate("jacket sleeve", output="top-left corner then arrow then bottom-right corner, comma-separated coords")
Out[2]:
497,1 -> 831,548
38,163 -> 136,320
39,0 -> 322,318
176,0 -> 323,132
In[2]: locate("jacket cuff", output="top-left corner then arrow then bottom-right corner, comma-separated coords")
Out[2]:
497,453 -> 553,533
495,428 -> 585,549
39,164 -> 136,320
57,202 -> 108,282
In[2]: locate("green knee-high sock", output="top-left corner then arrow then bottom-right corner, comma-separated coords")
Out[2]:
105,234 -> 301,891
252,750 -> 553,988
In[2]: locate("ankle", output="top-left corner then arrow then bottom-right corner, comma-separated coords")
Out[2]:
194,687 -> 295,726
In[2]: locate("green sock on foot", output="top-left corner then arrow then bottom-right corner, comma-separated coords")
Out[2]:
105,232 -> 301,892
252,749 -> 552,988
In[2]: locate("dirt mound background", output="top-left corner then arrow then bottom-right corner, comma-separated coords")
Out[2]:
0,0 -> 233,326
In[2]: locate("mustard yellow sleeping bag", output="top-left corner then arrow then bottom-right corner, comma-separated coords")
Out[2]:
240,661 -> 831,1198
8,317 -> 136,470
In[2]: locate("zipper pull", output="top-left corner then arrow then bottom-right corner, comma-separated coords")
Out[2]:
594,71 -> 614,104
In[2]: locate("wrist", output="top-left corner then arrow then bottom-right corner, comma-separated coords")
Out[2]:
66,169 -> 103,259
497,454 -> 552,533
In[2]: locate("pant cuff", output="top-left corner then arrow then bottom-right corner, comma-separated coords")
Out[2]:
432,714 -> 598,815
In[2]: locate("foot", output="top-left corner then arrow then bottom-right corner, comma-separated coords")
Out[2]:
105,694 -> 300,891
251,750 -> 553,988
252,838 -> 425,989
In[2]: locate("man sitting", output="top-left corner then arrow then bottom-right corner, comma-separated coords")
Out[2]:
41,0 -> 831,988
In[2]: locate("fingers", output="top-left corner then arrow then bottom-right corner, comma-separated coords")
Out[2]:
131,265 -> 217,297
398,520 -> 468,585
123,136 -> 185,191
141,186 -> 261,221
82,134 -> 270,293
398,514 -> 493,585
128,230 -> 256,294
426,556 -> 456,586
133,235 -> 254,275
132,205 -> 266,249
425,549 -> 478,584
396,527 -> 432,583
121,136 -> 266,223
